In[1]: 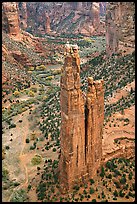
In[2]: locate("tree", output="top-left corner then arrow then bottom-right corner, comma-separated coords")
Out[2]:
113,190 -> 118,197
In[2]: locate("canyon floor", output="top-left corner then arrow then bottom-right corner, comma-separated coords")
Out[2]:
2,35 -> 135,202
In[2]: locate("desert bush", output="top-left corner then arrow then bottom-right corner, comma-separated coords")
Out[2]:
28,90 -> 35,97
26,138 -> 30,143
2,148 -> 6,160
27,184 -> 32,191
10,189 -> 29,202
31,154 -> 42,165
30,132 -> 37,140
92,199 -> 96,202
120,176 -> 126,184
28,67 -> 35,71
36,65 -> 46,70
89,187 -> 95,194
46,75 -> 54,80
128,172 -> 133,180
100,166 -> 105,177
2,168 -> 9,181
90,178 -> 95,185
113,190 -> 118,197
53,148 -> 56,152
30,145 -> 36,150
30,87 -> 37,93
13,90 -> 20,97
5,145 -> 10,150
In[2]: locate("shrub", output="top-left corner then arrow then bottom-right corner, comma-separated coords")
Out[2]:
89,187 -> 95,194
30,132 -> 36,140
13,90 -> 20,97
107,174 -> 112,179
26,138 -> 30,143
90,178 -> 95,185
92,199 -> 96,202
120,176 -> 126,184
27,184 -> 32,191
5,146 -> 10,150
100,166 -> 105,177
53,148 -> 56,152
30,145 -> 36,150
128,172 -> 133,180
30,87 -> 37,93
2,168 -> 9,181
2,148 -> 6,160
113,190 -> 118,197
36,65 -> 46,70
28,67 -> 35,71
13,182 -> 20,187
9,123 -> 16,129
10,189 -> 29,202
31,154 -> 42,165
119,190 -> 125,197
28,90 -> 35,97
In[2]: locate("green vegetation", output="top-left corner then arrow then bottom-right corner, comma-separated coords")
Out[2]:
31,154 -> 42,165
10,189 -> 29,202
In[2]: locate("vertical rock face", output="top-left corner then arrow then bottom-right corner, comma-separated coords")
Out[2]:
59,44 -> 87,191
106,2 -> 135,56
18,2 -> 27,30
2,2 -> 20,36
85,77 -> 104,177
45,13 -> 51,33
91,2 -> 100,28
59,44 -> 104,191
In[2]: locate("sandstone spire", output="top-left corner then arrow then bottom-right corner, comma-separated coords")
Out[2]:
59,43 -> 87,191
59,44 -> 104,192
45,13 -> 51,34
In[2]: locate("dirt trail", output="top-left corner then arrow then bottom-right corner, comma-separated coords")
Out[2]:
7,107 -> 34,202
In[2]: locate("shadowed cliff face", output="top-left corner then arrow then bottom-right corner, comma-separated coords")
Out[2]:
18,2 -> 27,29
106,2 -> 135,56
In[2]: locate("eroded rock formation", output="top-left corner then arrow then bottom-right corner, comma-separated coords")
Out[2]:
45,13 -> 51,34
18,2 -> 27,30
106,2 -> 135,56
2,2 -> 21,38
59,44 -> 104,191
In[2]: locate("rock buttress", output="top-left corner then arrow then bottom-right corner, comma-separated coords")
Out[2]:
85,77 -> 104,177
2,2 -> 20,37
58,46 -> 87,191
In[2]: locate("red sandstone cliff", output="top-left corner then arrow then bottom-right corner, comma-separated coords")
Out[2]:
2,2 -> 21,40
59,44 -> 104,191
21,2 -> 106,36
106,2 -> 135,56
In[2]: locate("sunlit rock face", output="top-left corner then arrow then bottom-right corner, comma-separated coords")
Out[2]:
106,2 -> 135,56
2,2 -> 20,37
58,44 -> 104,192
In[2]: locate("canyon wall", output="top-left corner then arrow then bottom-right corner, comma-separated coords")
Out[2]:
18,2 -> 27,30
2,2 -> 21,38
106,2 -> 135,56
18,2 -> 106,36
59,44 -> 104,191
